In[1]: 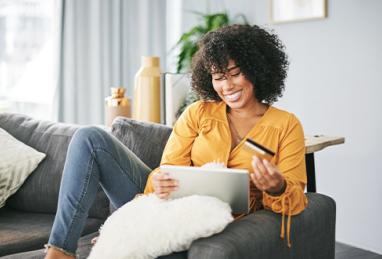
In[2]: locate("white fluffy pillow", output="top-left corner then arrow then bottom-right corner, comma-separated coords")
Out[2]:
0,128 -> 46,208
89,194 -> 233,259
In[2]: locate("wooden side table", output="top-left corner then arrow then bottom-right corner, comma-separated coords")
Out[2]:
304,135 -> 345,192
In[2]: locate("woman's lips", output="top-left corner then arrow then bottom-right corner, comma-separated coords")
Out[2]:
224,90 -> 242,102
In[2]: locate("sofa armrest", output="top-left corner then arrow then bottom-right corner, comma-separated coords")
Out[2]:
189,193 -> 336,259
111,117 -> 172,170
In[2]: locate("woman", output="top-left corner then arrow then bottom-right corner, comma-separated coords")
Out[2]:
45,24 -> 307,259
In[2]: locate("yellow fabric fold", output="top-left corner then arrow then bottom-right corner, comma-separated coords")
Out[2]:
280,189 -> 293,247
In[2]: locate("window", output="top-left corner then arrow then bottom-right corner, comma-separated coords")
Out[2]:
0,0 -> 60,120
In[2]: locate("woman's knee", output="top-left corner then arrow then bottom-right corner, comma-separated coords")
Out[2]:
71,126 -> 109,147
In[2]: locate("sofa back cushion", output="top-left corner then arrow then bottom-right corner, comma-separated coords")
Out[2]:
0,113 -> 109,219
111,117 -> 172,170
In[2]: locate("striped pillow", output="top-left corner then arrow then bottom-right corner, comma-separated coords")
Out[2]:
0,128 -> 46,208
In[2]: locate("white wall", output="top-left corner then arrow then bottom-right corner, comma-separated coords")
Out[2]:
176,0 -> 382,254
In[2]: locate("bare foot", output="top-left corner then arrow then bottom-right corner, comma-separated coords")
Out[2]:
44,247 -> 75,259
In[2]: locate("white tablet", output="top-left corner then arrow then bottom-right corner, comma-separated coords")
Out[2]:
160,165 -> 250,214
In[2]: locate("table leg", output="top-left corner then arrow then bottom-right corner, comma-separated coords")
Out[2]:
305,153 -> 316,192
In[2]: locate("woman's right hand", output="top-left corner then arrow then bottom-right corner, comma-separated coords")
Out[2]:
152,171 -> 179,199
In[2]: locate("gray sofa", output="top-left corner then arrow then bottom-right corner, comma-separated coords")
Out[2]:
0,113 -> 336,259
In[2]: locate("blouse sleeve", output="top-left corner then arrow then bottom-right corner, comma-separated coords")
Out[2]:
262,113 -> 308,215
143,101 -> 203,194
262,113 -> 308,247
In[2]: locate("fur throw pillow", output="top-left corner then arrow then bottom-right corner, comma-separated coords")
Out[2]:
88,194 -> 233,259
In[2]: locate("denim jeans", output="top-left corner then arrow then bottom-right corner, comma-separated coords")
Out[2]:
47,126 -> 152,256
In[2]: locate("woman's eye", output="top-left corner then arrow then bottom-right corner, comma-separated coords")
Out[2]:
213,75 -> 225,81
231,72 -> 241,77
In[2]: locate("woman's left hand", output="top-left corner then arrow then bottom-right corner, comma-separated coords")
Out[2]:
250,156 -> 286,195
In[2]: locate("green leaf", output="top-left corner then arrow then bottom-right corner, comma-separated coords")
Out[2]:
211,14 -> 229,29
177,25 -> 205,44
203,13 -> 229,30
177,41 -> 198,73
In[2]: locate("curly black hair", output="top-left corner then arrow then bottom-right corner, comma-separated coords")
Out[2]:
191,24 -> 289,104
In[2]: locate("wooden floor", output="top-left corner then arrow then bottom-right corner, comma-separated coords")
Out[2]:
336,242 -> 382,259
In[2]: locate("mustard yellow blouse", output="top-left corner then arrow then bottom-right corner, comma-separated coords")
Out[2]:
144,100 -> 308,246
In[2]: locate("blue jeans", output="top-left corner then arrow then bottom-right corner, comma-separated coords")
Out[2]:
47,126 -> 152,256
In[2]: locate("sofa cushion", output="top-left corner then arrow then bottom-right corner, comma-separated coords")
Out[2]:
0,207 -> 104,257
0,113 -> 109,219
111,117 -> 172,169
0,128 -> 46,208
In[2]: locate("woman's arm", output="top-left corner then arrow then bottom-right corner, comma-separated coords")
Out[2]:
250,113 -> 307,215
261,113 -> 307,215
143,101 -> 204,194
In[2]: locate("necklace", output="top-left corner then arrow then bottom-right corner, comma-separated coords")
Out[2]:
226,105 -> 269,147
227,113 -> 242,146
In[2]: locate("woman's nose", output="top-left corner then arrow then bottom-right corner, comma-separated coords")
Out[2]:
222,78 -> 235,91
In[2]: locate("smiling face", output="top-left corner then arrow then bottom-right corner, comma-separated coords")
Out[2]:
211,59 -> 257,110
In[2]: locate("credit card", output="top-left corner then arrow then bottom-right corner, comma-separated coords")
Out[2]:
244,138 -> 275,160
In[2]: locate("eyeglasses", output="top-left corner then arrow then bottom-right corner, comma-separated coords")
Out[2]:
211,66 -> 242,81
